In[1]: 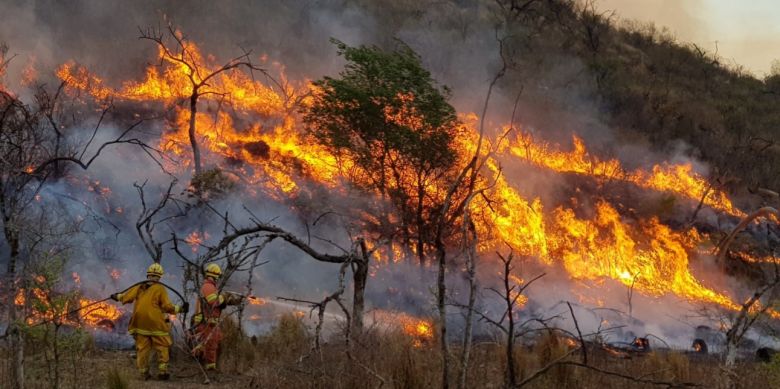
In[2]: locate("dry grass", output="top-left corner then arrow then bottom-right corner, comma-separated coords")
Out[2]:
2,315 -> 779,388
104,366 -> 129,389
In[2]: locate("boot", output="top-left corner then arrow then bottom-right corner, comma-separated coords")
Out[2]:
157,371 -> 170,381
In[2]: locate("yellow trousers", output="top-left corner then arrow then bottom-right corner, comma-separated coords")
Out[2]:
134,334 -> 173,373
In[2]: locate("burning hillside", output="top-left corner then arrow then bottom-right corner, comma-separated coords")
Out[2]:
1,1 -> 780,387
50,36 -> 765,318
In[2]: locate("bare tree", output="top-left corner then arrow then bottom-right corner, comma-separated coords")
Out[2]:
0,77 -> 154,389
138,22 -> 272,187
134,179 -> 185,264
493,249 -> 545,387
451,247 -> 546,388
170,205 -> 377,331
713,207 -> 780,388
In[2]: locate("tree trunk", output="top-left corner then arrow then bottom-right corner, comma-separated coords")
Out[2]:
352,244 -> 369,330
506,308 -> 516,388
9,300 -> 25,389
416,182 -> 426,266
5,229 -> 24,389
52,325 -> 60,389
725,341 -> 737,368
504,259 -> 517,388
6,227 -> 19,275
188,92 -> 202,178
458,221 -> 477,389
435,239 -> 450,389
721,341 -> 738,389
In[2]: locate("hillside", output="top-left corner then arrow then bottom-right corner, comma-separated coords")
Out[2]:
1,1 -> 779,388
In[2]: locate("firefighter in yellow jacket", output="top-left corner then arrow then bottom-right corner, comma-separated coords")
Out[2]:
110,263 -> 188,380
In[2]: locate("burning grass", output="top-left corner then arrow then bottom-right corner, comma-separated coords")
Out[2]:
14,277 -> 123,329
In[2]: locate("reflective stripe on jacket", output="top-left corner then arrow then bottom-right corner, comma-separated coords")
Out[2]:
118,282 -> 180,336
193,278 -> 223,325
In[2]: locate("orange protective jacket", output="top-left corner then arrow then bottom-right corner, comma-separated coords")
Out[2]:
193,278 -> 223,325
118,281 -> 180,336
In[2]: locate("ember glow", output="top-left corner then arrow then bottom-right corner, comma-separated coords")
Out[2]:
185,231 -> 210,253
732,251 -> 780,265
55,36 -> 754,317
109,268 -> 122,281
373,310 -> 434,347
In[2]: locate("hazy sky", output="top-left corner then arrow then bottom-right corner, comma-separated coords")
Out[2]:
598,0 -> 780,76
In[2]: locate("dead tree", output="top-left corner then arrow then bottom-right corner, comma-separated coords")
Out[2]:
139,22 -> 272,184
279,256 -> 354,355
450,247 -> 545,388
454,29 -> 524,388
715,207 -> 780,354
0,78 -> 156,389
134,179 -> 185,264
495,249 -> 545,388
457,197 -> 479,389
171,205 -> 377,331
713,207 -> 780,388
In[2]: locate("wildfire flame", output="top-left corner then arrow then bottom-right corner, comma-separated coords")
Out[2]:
373,310 -> 434,347
507,133 -> 744,217
732,251 -> 780,265
55,36 -> 759,317
79,299 -> 122,328
15,287 -> 122,329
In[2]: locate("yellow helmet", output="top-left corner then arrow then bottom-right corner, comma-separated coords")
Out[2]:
205,263 -> 222,279
147,263 -> 164,277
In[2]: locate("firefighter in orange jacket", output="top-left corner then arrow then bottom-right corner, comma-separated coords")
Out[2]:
110,263 -> 188,380
191,263 -> 242,371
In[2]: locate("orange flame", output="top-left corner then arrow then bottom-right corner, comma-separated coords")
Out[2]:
373,310 -> 434,347
54,35 -> 755,316
507,133 -> 744,217
15,287 -> 122,328
185,231 -> 210,253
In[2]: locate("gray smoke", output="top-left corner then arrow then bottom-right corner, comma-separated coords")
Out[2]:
1,0 -> 766,347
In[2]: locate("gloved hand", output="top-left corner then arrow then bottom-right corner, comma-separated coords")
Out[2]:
181,302 -> 190,314
110,293 -> 120,301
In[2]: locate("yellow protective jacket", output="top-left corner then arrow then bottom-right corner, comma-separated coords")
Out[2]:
118,281 -> 180,337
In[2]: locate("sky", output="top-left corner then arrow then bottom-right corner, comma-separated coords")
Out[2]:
598,0 -> 780,76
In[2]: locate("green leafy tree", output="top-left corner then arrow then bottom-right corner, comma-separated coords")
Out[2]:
303,39 -> 461,265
